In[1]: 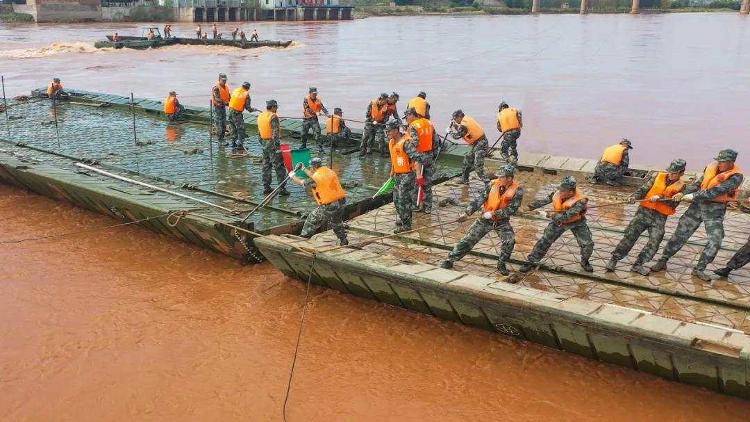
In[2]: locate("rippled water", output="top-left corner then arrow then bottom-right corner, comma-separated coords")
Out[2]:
2,14 -> 750,420
1,13 -> 749,169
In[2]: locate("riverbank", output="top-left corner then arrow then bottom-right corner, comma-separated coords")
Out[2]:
0,12 -> 34,23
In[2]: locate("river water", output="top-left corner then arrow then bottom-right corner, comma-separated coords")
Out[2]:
1,13 -> 750,420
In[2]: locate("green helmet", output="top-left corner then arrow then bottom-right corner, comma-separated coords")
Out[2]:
559,176 -> 577,191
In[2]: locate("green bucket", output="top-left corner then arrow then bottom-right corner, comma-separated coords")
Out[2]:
291,148 -> 311,178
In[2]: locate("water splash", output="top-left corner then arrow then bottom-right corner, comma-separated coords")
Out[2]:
0,42 -> 111,59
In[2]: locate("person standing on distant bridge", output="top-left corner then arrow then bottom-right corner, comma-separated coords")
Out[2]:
212,24 -> 218,40
231,27 -> 239,40
195,25 -> 202,39
250,29 -> 259,42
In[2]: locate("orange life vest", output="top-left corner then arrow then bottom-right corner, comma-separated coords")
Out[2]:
389,134 -> 413,174
310,166 -> 347,205
304,95 -> 323,118
700,162 -> 743,203
460,116 -> 485,145
497,107 -> 521,132
407,97 -> 428,117
370,100 -> 386,123
164,96 -> 178,114
553,190 -> 587,224
325,115 -> 342,135
213,82 -> 231,106
483,180 -> 520,220
601,144 -> 627,166
47,82 -> 63,97
228,87 -> 249,112
257,111 -> 275,140
410,118 -> 434,153
640,172 -> 685,216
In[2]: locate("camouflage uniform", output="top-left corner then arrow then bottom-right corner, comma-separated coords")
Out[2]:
360,101 -> 387,154
227,109 -> 245,147
500,129 -> 521,164
451,125 -> 488,183
593,150 -> 630,185
393,172 -> 416,229
211,84 -> 228,141
261,115 -> 288,191
654,168 -> 744,273
300,181 -> 348,244
446,182 -> 524,267
408,123 -> 441,213
525,190 -> 593,267
301,95 -> 328,150
610,174 -> 683,267
716,236 -> 750,276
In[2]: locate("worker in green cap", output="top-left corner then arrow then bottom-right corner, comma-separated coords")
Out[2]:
520,176 -> 594,273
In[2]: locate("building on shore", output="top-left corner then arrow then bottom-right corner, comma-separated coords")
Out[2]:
10,0 -> 353,22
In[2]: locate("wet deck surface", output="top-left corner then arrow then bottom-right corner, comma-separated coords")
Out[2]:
309,169 -> 750,332
0,97 -> 461,232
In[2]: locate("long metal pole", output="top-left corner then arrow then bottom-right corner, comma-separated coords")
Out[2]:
75,163 -> 238,213
1,76 -> 9,139
241,163 -> 301,223
52,95 -> 61,149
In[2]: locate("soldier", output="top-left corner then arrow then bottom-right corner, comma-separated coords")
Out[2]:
592,139 -> 633,186
195,25 -> 202,39
288,157 -> 348,245
227,82 -> 258,152
605,159 -> 687,275
496,100 -> 523,164
257,100 -> 290,196
212,23 -> 218,39
441,165 -> 524,275
448,109 -> 488,185
163,91 -> 184,121
359,93 -> 389,157
211,73 -> 231,145
407,91 -> 430,119
250,29 -> 259,42
652,149 -> 744,281
384,92 -> 402,125
714,235 -> 750,278
324,107 -> 351,150
520,176 -> 594,273
405,108 -> 440,214
46,77 -> 66,99
386,121 -> 417,233
301,87 -> 329,152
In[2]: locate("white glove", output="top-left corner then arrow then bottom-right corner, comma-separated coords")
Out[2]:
288,171 -> 296,178
445,126 -> 453,134
683,193 -> 695,202
650,195 -> 661,202
482,211 -> 493,220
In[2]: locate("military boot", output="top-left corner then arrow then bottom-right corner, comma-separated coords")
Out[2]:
519,262 -> 535,273
497,261 -> 509,276
580,260 -> 594,272
692,268 -> 712,282
605,258 -> 618,272
440,260 -> 453,269
631,264 -> 650,276
651,259 -> 668,272
278,188 -> 290,196
714,267 -> 732,278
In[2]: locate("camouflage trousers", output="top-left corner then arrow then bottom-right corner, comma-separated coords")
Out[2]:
611,207 -> 667,265
261,139 -> 288,191
301,117 -> 321,149
360,122 -> 385,153
593,161 -> 624,185
413,158 -> 434,212
448,218 -> 515,264
723,236 -> 750,271
462,136 -> 488,183
500,129 -> 521,164
227,109 -> 245,146
527,219 -> 594,264
301,199 -> 348,244
659,201 -> 727,271
212,105 -> 227,140
393,172 -> 415,229
166,105 -> 185,122
322,127 -> 352,149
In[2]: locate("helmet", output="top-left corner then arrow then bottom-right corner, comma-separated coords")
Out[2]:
418,91 -> 427,99
386,121 -> 401,131
498,164 -> 515,177
715,149 -> 738,163
310,157 -> 323,167
309,87 -> 318,93
242,81 -> 251,89
559,176 -> 577,191
452,109 -> 464,119
666,159 -> 687,173
266,99 -> 278,108
498,100 -> 508,110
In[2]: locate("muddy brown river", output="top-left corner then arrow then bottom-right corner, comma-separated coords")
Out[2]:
1,13 -> 750,420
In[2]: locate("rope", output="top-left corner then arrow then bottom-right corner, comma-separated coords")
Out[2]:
0,210 -> 187,245
282,253 -> 317,422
